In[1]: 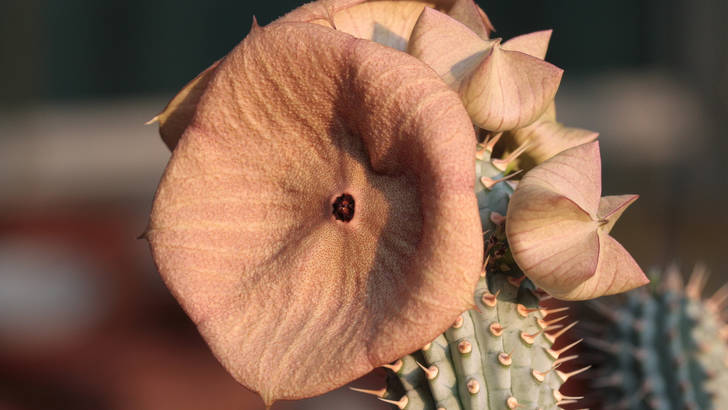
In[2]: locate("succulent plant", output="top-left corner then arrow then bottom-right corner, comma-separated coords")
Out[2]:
359,227 -> 588,410
145,0 -> 649,408
574,266 -> 728,410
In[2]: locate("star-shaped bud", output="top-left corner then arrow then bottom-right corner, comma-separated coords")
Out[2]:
490,30 -> 597,169
407,7 -> 563,131
506,141 -> 648,300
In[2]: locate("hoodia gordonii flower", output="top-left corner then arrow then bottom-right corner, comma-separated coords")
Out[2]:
145,21 -> 483,405
506,141 -> 649,300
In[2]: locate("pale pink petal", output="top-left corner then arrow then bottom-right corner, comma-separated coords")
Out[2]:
506,186 -> 600,296
506,112 -> 599,168
461,44 -> 563,131
558,232 -> 649,300
509,141 -> 602,216
147,22 -> 481,405
150,60 -> 220,151
279,0 -> 492,51
597,194 -> 639,234
279,0 -> 367,26
407,7 -> 492,87
445,0 -> 494,39
328,1 -> 430,50
542,99 -> 557,121
502,29 -> 552,60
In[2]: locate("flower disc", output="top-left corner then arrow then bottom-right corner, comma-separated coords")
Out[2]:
146,22 -> 482,404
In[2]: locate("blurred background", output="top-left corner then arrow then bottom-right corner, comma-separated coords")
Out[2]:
1,0 -> 726,409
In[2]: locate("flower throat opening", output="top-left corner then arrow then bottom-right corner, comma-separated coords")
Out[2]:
332,193 -> 355,222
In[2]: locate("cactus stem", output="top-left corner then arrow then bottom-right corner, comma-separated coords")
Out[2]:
382,359 -> 403,373
557,365 -> 591,382
481,170 -> 523,190
466,379 -> 481,394
546,321 -> 578,343
378,395 -> 409,409
506,396 -> 519,409
539,306 -> 569,317
349,386 -> 386,397
489,322 -> 505,336
415,360 -> 439,380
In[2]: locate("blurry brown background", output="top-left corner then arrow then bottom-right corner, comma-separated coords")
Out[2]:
1,1 -> 726,409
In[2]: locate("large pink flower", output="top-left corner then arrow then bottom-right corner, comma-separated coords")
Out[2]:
145,21 -> 482,404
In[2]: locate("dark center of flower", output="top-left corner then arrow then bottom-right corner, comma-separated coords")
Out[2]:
332,193 -> 355,222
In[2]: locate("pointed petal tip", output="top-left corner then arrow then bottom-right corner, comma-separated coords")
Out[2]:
597,194 -> 639,234
408,6 -> 490,88
464,44 -> 564,131
447,0 -> 494,39
553,234 -> 649,300
502,29 -> 554,60
251,16 -> 261,32
145,115 -> 160,125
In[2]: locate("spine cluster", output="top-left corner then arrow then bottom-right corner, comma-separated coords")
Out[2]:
576,266 -> 728,409
356,224 -> 587,409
